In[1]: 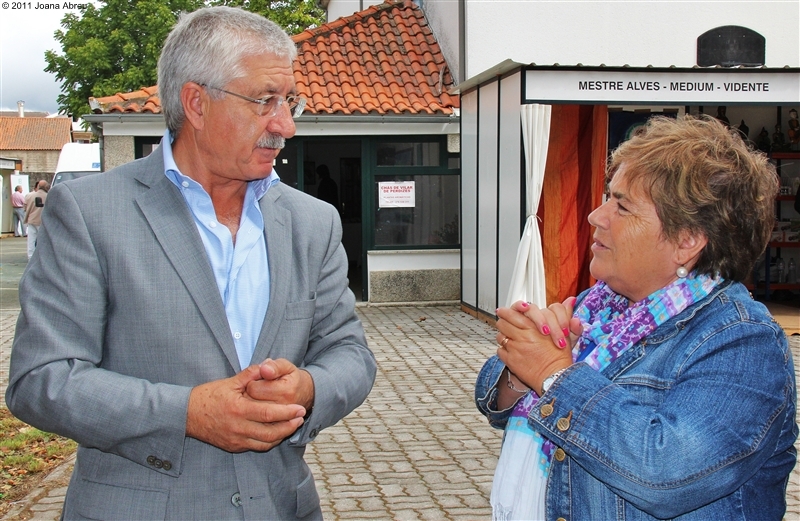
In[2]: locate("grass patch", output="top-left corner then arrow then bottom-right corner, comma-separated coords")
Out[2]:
0,407 -> 76,516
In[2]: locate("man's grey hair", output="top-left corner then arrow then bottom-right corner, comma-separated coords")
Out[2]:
158,6 -> 298,133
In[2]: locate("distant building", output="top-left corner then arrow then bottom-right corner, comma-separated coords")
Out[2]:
0,116 -> 71,190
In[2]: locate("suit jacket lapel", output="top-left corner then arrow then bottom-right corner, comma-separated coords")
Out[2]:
133,149 -> 240,372
252,186 -> 292,364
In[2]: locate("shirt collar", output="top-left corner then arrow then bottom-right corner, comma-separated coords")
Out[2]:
161,129 -> 280,198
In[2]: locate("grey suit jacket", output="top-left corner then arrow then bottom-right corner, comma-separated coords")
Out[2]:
6,147 -> 376,520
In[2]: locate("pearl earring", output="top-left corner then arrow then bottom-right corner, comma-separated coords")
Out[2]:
676,266 -> 688,278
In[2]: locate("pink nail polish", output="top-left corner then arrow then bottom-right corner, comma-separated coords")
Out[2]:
542,325 -> 551,335
521,302 -> 529,309
562,328 -> 569,336
558,338 -> 567,348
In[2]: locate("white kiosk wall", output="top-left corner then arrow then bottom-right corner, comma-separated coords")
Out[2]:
497,72 -> 523,309
461,90 -> 478,308
476,80 -> 499,313
462,72 -> 527,315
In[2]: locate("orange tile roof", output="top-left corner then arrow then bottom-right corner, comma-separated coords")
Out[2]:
90,0 -> 457,116
0,117 -> 72,151
292,0 -> 457,115
89,86 -> 161,115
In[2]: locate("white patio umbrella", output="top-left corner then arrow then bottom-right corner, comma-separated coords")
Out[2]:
505,103 -> 551,307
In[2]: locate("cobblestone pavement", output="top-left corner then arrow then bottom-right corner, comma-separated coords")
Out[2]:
1,306 -> 799,520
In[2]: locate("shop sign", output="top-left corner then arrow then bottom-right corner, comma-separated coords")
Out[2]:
378,181 -> 415,208
525,69 -> 800,104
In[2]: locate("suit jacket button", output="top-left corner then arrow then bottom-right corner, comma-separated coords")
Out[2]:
231,492 -> 242,507
162,461 -> 172,471
153,459 -> 163,469
310,428 -> 319,439
146,456 -> 156,466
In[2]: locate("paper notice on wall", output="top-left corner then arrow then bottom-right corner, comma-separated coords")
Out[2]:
378,181 -> 415,208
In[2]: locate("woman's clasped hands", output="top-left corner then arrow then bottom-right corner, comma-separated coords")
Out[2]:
495,297 -> 582,399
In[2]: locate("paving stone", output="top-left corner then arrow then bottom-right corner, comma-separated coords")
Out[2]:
4,306 -> 799,521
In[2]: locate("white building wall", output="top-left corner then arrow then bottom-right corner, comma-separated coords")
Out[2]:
422,0 -> 799,81
422,0 -> 461,82
325,0 -> 384,22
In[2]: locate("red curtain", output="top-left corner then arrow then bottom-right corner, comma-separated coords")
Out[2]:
538,105 -> 607,305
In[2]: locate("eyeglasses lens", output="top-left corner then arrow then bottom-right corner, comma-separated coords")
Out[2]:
256,96 -> 305,119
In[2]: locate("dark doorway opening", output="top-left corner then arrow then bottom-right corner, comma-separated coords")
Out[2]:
302,140 -> 364,301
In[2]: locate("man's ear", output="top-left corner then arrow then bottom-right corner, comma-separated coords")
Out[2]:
180,82 -> 208,131
675,230 -> 709,268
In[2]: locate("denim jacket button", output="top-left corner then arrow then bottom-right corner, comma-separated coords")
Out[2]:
554,448 -> 566,461
556,517 -> 567,521
540,398 -> 555,417
557,411 -> 573,432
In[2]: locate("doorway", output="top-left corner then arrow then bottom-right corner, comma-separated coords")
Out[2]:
292,139 -> 364,301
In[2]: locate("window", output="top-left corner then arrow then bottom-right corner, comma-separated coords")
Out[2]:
368,137 -> 460,249
373,174 -> 459,247
135,136 -> 163,159
377,142 -> 440,167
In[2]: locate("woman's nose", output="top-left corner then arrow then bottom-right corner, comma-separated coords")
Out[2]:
588,202 -> 608,228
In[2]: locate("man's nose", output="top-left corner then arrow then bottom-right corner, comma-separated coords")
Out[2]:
266,104 -> 297,138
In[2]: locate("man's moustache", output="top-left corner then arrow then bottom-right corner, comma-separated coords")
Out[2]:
257,134 -> 285,149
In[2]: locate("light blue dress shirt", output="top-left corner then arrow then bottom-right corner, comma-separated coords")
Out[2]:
162,130 -> 279,369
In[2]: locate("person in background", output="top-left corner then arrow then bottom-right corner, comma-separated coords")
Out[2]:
315,163 -> 339,213
6,7 -> 376,520
476,115 -> 797,520
787,108 -> 800,150
23,180 -> 48,259
11,185 -> 26,237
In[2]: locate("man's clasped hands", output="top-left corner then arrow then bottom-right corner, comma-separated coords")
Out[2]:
186,358 -> 315,453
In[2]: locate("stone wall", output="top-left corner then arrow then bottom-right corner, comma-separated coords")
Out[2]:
103,135 -> 135,171
369,268 -> 460,303
1,150 -> 60,189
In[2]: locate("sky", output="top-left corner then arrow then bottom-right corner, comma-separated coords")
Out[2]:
0,4 -> 79,115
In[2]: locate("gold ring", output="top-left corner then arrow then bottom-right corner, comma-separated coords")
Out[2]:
500,336 -> 510,348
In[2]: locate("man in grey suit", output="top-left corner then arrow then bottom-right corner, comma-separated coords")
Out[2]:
6,7 -> 376,520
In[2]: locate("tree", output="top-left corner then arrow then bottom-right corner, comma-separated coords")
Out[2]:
215,0 -> 325,36
46,0 -> 325,118
45,0 -> 203,118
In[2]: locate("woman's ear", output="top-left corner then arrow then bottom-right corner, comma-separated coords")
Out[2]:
675,230 -> 709,268
180,82 -> 207,131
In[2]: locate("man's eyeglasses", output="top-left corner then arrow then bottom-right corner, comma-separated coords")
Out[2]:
201,84 -> 306,119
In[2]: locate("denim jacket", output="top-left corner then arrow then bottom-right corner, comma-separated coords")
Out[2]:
475,281 -> 797,520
